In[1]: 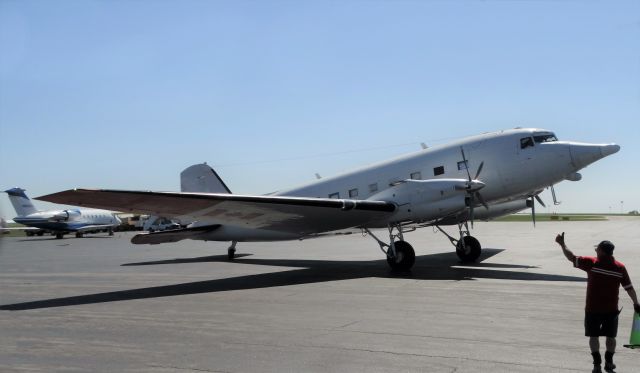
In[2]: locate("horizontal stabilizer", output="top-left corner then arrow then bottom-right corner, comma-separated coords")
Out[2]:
131,224 -> 221,245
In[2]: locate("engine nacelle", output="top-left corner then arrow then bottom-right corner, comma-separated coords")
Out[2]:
50,209 -> 81,222
368,179 -> 469,223
472,199 -> 530,221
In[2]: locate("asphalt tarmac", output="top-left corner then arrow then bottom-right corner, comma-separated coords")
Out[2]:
1,217 -> 639,372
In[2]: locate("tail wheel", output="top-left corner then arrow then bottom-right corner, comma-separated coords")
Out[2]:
456,236 -> 481,262
387,240 -> 416,271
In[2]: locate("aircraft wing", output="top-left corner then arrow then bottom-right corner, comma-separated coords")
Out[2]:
37,189 -> 396,236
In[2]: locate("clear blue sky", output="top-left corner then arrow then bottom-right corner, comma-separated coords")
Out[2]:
1,0 -> 639,217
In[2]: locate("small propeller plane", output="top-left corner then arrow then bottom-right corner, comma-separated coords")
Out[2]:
37,128 -> 619,270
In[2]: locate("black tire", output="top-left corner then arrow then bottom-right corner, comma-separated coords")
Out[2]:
55,233 -> 64,239
228,248 -> 236,260
386,240 -> 416,271
37,231 -> 44,236
26,231 -> 34,237
456,236 -> 481,262
75,232 -> 83,238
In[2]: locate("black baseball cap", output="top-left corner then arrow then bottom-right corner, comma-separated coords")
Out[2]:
596,240 -> 615,255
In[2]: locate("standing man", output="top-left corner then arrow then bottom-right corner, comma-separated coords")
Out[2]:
556,232 -> 640,373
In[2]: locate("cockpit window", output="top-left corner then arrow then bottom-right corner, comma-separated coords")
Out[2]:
520,137 -> 534,149
533,134 -> 558,143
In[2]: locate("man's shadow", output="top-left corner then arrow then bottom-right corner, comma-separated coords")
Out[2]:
0,248 -> 584,311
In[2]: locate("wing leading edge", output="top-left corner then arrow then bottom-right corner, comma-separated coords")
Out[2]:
37,189 -> 396,238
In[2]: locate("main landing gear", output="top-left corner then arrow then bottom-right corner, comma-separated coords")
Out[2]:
365,225 -> 416,271
436,222 -> 482,262
365,220 -> 483,270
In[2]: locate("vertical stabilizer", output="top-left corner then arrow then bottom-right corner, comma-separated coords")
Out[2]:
180,163 -> 232,194
4,188 -> 39,216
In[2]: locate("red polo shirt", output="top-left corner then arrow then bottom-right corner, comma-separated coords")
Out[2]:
575,256 -> 633,313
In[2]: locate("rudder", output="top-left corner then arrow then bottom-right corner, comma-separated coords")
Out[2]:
180,163 -> 232,194
4,188 -> 39,216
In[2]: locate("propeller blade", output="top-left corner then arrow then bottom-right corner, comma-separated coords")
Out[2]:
476,192 -> 489,210
474,161 -> 484,180
460,146 -> 472,181
535,194 -> 546,208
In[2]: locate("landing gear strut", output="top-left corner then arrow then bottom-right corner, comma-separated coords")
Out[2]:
228,241 -> 237,260
436,222 -> 482,262
365,225 -> 415,271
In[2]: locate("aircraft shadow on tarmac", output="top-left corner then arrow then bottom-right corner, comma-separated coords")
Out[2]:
0,249 -> 585,311
17,236 -> 114,242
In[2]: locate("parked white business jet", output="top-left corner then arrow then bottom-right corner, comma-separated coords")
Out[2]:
4,188 -> 121,239
37,128 -> 619,269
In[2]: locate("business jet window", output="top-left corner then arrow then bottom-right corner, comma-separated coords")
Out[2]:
433,166 -> 445,176
410,172 -> 422,180
328,192 -> 340,199
520,137 -> 534,149
349,188 -> 359,198
533,134 -> 558,143
369,183 -> 378,193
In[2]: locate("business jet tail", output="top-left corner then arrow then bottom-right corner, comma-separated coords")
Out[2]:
180,163 -> 231,194
4,188 -> 39,217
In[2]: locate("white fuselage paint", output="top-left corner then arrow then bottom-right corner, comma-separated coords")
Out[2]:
274,128 -> 612,208
13,209 -> 121,232
195,128 -> 619,242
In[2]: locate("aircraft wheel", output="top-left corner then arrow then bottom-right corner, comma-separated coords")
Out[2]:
55,233 -> 64,239
227,247 -> 236,260
26,231 -> 34,237
456,236 -> 481,262
37,231 -> 44,236
108,229 -> 114,236
386,240 -> 415,271
75,232 -> 84,238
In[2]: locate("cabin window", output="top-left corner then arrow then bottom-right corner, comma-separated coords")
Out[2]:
410,172 -> 422,180
457,160 -> 468,171
349,188 -> 359,198
433,166 -> 444,176
520,137 -> 534,149
328,192 -> 340,199
369,183 -> 378,193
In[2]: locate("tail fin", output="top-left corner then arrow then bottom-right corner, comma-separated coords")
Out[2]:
4,188 -> 39,216
180,163 -> 232,194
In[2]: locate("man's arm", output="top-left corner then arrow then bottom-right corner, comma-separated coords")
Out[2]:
626,288 -> 640,314
555,232 -> 576,263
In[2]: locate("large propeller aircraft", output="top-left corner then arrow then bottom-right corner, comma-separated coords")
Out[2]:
38,128 -> 619,270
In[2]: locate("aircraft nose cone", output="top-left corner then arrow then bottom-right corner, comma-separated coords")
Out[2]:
600,144 -> 620,157
569,143 -> 620,170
